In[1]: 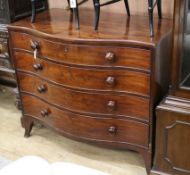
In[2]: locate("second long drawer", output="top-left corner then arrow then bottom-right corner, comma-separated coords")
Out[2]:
18,72 -> 150,122
14,51 -> 150,96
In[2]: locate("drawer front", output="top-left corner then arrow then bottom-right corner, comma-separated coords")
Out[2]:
22,94 -> 149,148
14,52 -> 150,96
10,32 -> 151,70
18,73 -> 150,122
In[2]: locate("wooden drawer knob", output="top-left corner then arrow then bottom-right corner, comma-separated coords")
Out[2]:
31,41 -> 40,59
107,100 -> 117,111
105,52 -> 115,62
30,40 -> 40,50
41,109 -> 50,117
105,76 -> 116,86
37,85 -> 47,93
108,126 -> 117,135
33,63 -> 43,71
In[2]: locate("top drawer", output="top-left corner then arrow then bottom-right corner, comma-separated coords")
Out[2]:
10,32 -> 151,70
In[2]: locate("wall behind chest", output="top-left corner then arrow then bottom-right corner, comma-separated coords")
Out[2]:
48,0 -> 174,18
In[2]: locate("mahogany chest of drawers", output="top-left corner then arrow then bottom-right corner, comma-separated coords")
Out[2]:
8,9 -> 172,174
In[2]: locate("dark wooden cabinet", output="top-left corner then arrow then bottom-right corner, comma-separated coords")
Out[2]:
0,25 -> 15,87
8,8 -> 172,174
152,0 -> 190,174
0,0 -> 47,105
152,97 -> 190,175
0,0 -> 48,24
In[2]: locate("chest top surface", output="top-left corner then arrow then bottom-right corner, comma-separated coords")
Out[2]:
8,8 -> 172,48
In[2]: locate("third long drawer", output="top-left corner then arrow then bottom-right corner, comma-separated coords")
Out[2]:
18,72 -> 150,122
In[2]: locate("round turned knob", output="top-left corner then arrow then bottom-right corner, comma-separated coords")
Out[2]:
107,100 -> 117,111
108,126 -> 117,135
105,52 -> 115,62
33,63 -> 43,71
105,76 -> 116,86
37,85 -> 47,93
30,40 -> 40,50
40,109 -> 50,117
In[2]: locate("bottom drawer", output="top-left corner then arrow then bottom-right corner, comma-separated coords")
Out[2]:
21,94 -> 149,148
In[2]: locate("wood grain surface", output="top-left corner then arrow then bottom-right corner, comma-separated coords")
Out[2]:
8,8 -> 172,48
22,94 -> 149,148
18,72 -> 150,122
48,0 -> 174,19
8,8 -> 173,174
11,32 -> 151,70
14,51 -> 150,96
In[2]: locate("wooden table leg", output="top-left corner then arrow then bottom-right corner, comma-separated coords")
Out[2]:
157,0 -> 162,19
31,0 -> 36,23
148,0 -> 154,36
124,0 -> 130,16
74,2 -> 80,30
93,0 -> 100,30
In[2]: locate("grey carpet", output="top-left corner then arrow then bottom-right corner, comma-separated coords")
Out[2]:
0,156 -> 11,169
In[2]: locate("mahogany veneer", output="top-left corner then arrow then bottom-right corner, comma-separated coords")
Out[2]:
152,97 -> 190,175
15,52 -> 150,97
11,32 -> 151,70
18,73 -> 150,122
8,8 -> 172,174
22,94 -> 149,148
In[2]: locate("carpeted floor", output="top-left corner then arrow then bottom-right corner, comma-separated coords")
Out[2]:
0,87 -> 147,175
0,156 -> 11,169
